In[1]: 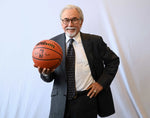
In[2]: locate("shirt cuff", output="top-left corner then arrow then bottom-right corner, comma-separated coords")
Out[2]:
42,73 -> 49,77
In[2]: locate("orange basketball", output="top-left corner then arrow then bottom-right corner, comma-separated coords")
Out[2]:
32,40 -> 63,69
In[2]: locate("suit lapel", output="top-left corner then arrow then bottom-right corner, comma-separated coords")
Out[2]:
81,33 -> 94,65
80,33 -> 95,77
58,33 -> 66,74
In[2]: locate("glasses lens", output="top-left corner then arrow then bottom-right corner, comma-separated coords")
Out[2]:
62,18 -> 80,25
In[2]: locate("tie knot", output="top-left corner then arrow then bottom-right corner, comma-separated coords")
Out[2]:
69,39 -> 74,44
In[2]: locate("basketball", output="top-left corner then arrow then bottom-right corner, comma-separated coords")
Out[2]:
32,40 -> 63,69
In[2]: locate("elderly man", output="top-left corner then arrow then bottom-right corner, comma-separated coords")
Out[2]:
37,4 -> 119,118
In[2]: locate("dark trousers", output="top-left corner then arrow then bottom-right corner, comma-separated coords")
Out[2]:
64,91 -> 98,118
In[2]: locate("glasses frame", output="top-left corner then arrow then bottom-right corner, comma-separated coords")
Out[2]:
61,17 -> 81,25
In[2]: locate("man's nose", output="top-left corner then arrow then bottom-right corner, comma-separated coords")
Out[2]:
68,20 -> 74,26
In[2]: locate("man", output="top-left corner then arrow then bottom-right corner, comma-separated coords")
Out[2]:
36,5 -> 119,118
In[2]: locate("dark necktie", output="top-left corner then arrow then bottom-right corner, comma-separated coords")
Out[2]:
66,39 -> 76,100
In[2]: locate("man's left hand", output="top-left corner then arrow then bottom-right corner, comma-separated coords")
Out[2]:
86,82 -> 103,98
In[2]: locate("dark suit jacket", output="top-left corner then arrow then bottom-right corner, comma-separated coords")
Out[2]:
41,32 -> 120,118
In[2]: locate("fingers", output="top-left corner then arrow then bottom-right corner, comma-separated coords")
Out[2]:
86,82 -> 103,98
37,67 -> 53,74
86,84 -> 92,90
87,88 -> 96,98
87,84 -> 95,98
43,68 -> 50,74
38,67 -> 43,73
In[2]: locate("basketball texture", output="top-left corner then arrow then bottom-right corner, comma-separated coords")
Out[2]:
32,40 -> 63,69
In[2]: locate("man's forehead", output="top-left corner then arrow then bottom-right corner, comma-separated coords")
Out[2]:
61,9 -> 80,18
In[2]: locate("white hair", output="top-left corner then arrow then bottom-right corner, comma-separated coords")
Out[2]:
60,5 -> 84,20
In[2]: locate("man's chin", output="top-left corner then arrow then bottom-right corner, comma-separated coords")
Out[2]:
66,31 -> 77,38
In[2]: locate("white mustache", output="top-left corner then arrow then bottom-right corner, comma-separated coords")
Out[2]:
66,27 -> 76,30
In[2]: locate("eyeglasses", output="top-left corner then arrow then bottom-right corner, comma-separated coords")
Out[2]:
61,17 -> 81,25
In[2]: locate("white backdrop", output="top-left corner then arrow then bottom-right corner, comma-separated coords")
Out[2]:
0,0 -> 150,118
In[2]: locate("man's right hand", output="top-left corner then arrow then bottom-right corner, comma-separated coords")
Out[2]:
34,64 -> 54,75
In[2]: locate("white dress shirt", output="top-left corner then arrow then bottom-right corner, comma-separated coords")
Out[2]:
66,33 -> 95,91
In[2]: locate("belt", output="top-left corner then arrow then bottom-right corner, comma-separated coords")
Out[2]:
72,90 -> 89,100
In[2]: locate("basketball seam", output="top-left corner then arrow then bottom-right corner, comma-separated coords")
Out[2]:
33,47 -> 62,57
32,56 -> 61,62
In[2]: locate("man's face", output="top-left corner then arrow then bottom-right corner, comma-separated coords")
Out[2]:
61,8 -> 83,38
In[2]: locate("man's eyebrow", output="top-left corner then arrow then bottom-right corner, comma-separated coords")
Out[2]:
63,17 -> 78,19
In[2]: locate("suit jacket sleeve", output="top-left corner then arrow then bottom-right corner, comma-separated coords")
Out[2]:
40,72 -> 56,82
97,38 -> 120,88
